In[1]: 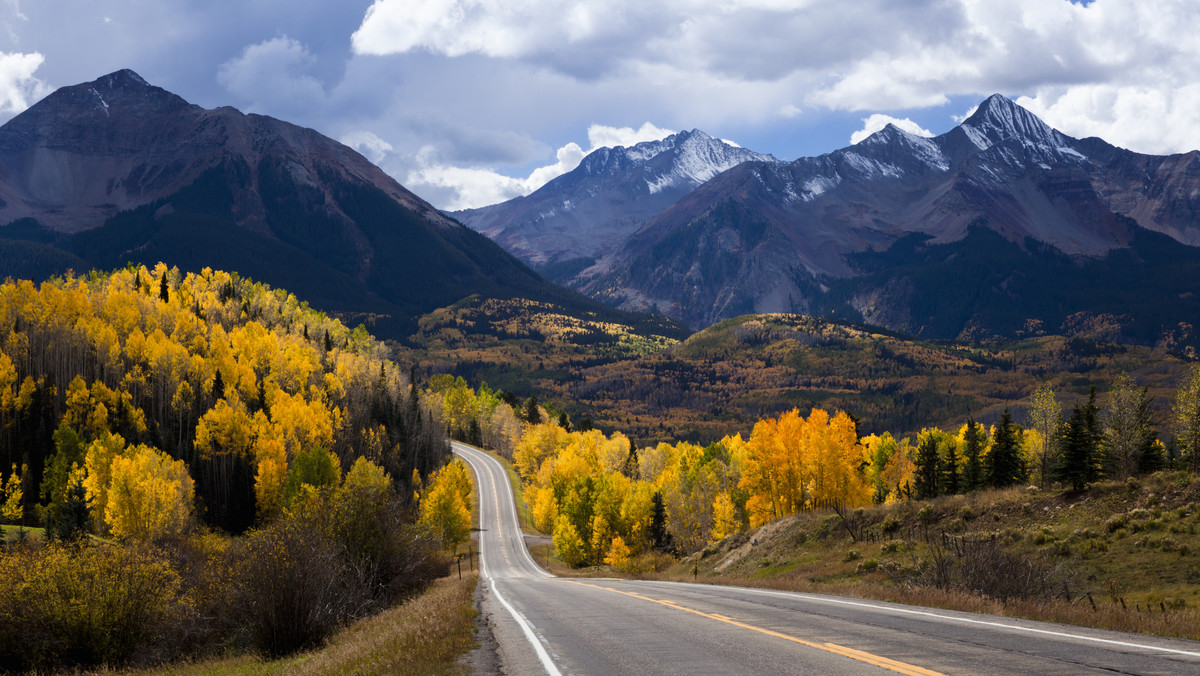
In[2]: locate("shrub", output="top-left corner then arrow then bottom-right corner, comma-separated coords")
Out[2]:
228,515 -> 364,657
0,542 -> 186,671
917,504 -> 937,525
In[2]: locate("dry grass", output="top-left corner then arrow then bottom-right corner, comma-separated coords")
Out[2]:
113,574 -> 479,676
574,472 -> 1200,641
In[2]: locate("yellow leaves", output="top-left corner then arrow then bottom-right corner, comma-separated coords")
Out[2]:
604,535 -> 633,572
1,463 -> 26,521
105,444 -> 195,542
83,432 -> 127,528
530,484 -> 558,533
195,397 -> 254,460
740,407 -> 869,527
419,460 -> 473,549
710,492 -> 740,544
552,513 -> 587,567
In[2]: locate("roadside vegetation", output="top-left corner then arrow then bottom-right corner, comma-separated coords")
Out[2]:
0,265 -> 478,672
433,353 -> 1200,640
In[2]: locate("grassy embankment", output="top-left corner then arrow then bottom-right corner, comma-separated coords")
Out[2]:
118,573 -> 478,676
556,471 -> 1200,641
111,460 -> 490,676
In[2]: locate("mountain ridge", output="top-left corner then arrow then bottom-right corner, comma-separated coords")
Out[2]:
452,129 -> 778,277
574,94 -> 1200,342
0,69 -> 656,339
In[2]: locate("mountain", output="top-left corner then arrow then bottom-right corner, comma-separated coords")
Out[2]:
451,129 -> 777,282
0,70 -> 611,337
577,95 -> 1200,344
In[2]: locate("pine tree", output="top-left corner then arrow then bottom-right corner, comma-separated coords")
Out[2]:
211,369 -> 225,401
649,490 -> 670,552
914,432 -> 940,500
525,396 -> 542,425
1055,390 -> 1101,492
962,416 -> 984,491
622,439 -> 640,480
159,272 -> 169,303
941,437 -> 960,495
986,409 -> 1024,488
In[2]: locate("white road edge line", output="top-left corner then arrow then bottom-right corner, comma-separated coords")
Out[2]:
453,443 -> 561,675
658,582 -> 1200,659
489,576 -> 563,676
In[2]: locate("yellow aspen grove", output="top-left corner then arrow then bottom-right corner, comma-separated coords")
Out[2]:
104,444 -> 195,542
553,513 -> 588,567
710,492 -> 740,543
419,462 -> 473,549
740,408 -> 869,527
82,432 -> 128,532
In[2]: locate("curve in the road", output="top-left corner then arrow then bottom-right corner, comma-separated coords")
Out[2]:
453,442 -> 1200,676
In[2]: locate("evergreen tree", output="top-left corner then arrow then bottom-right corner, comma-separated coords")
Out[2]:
211,369 -> 225,401
962,416 -> 984,491
914,432 -> 940,500
649,490 -> 670,552
557,411 -> 571,432
1172,364 -> 1200,472
986,409 -> 1025,488
941,437 -> 960,495
158,272 -> 169,303
622,439 -> 640,480
525,396 -> 543,425
1055,390 -> 1101,491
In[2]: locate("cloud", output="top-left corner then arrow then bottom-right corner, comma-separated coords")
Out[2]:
217,36 -> 327,115
405,120 -> 674,210
586,122 -> 673,149
341,130 -> 394,163
0,51 -> 50,117
850,114 -> 934,145
1017,84 -> 1200,155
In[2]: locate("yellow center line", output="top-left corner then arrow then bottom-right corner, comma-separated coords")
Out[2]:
563,580 -> 945,676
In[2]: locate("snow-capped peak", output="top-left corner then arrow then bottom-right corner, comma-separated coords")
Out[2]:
956,94 -> 1087,166
961,95 -> 1058,149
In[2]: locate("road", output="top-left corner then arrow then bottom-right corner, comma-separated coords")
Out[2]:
453,442 -> 1200,675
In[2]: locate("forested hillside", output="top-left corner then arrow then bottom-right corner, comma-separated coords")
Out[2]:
0,264 -> 462,671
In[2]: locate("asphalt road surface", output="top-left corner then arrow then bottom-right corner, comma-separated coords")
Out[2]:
453,442 -> 1200,675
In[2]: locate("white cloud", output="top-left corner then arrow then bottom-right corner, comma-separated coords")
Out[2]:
850,114 -> 934,145
1017,84 -> 1200,154
341,130 -> 394,163
0,51 -> 50,117
405,120 -> 675,210
586,122 -> 673,149
217,36 -> 327,115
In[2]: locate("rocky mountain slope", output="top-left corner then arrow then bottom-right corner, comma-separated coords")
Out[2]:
576,95 -> 1200,344
452,129 -> 777,281
0,70 -> 607,337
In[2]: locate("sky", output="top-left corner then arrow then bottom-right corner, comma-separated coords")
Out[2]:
2,0 -> 1200,211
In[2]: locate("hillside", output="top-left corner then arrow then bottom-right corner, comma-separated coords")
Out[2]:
0,70 -> 598,338
399,306 -> 1193,446
548,313 -> 1190,444
453,129 -> 777,281
671,473 -> 1200,640
574,95 -> 1200,347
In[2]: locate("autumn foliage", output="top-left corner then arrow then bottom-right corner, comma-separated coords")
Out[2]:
0,264 -> 460,669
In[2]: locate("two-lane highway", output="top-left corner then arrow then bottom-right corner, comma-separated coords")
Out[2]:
454,442 -> 1200,675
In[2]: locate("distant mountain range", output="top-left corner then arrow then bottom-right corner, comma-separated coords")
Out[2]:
0,70 -> 667,339
452,130 -> 777,282
463,94 -> 1200,346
